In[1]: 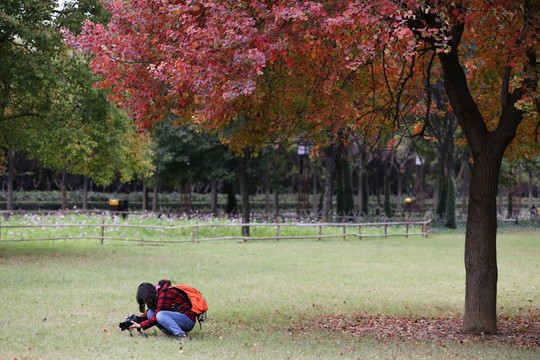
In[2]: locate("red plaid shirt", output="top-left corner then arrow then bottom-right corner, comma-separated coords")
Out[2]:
139,282 -> 196,329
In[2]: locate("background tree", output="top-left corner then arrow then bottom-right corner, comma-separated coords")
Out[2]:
423,76 -> 472,228
24,52 -> 154,209
334,140 -> 355,218
1,0 -> 60,209
350,139 -> 374,217
256,145 -> 296,216
519,157 -> 540,210
151,117 -> 221,210
391,137 -> 415,214
1,0 -> 152,210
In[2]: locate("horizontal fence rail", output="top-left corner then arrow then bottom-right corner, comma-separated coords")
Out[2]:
0,214 -> 431,244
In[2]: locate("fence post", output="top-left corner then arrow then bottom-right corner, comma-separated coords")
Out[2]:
406,222 -> 409,238
318,224 -> 322,241
343,225 -> 346,241
384,224 -> 388,236
276,225 -> 280,241
101,218 -> 105,245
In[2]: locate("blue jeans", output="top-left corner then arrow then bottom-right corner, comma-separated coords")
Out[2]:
147,309 -> 195,336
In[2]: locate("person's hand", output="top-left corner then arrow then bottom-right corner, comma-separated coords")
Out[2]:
129,322 -> 141,329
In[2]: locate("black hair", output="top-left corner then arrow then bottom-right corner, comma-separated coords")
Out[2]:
136,282 -> 157,313
157,279 -> 171,288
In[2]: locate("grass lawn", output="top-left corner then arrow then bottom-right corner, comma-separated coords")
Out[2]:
0,228 -> 538,359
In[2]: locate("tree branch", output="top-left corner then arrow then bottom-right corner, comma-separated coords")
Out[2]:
0,112 -> 41,122
437,22 -> 487,156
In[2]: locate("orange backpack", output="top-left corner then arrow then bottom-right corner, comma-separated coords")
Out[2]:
172,284 -> 208,328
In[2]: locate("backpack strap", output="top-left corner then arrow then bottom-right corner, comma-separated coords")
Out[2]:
196,311 -> 207,330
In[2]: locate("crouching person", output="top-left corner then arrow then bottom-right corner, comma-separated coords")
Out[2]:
129,280 -> 195,342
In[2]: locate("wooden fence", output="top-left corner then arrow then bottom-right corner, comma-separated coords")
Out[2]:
0,217 -> 431,244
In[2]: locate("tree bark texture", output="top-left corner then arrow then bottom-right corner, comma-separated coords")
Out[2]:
439,35 -> 523,333
463,152 -> 501,333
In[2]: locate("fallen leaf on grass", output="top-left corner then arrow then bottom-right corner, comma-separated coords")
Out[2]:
290,313 -> 540,350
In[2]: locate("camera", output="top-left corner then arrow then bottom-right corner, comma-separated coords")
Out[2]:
119,314 -> 142,331
119,314 -> 147,337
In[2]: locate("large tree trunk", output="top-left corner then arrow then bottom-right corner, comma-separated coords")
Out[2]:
439,33 -> 524,333
463,151 -> 502,333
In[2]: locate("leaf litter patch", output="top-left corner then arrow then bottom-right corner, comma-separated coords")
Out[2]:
290,313 -> 539,350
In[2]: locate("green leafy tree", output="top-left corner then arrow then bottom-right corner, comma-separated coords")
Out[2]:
1,1 -> 58,149
150,117 -> 222,208
1,0 -> 153,210
1,0 -> 64,209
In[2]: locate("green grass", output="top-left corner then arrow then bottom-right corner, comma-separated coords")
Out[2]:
0,226 -> 538,359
